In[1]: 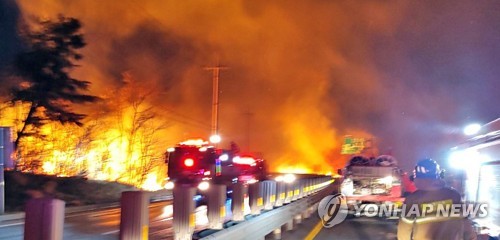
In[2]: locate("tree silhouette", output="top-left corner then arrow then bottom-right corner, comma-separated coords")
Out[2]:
11,16 -> 98,149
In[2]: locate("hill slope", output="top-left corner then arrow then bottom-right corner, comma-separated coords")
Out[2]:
4,171 -> 138,212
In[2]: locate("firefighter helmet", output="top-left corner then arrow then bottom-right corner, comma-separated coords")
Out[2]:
414,158 -> 442,179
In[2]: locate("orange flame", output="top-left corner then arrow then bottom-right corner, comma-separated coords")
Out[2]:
7,0 -> 389,179
1,84 -> 168,190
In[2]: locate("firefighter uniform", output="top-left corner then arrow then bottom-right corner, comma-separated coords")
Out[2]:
397,159 -> 476,240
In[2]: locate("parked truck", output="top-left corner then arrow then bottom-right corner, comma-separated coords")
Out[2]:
340,155 -> 405,207
165,139 -> 267,190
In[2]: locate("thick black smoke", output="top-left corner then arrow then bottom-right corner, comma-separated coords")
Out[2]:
0,0 -> 23,95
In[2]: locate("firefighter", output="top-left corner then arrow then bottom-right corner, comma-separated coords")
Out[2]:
397,159 -> 476,240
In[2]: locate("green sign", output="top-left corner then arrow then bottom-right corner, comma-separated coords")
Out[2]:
341,136 -> 365,155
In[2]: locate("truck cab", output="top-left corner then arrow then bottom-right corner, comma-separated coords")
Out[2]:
340,155 -> 405,207
165,139 -> 268,190
166,140 -> 218,184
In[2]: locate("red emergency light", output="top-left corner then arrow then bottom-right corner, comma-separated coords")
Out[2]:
184,158 -> 194,167
233,156 -> 256,166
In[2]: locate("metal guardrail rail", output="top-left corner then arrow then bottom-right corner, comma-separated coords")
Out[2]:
200,180 -> 336,240
1,177 -> 335,239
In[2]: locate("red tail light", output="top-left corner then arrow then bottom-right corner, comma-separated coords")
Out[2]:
184,158 -> 194,167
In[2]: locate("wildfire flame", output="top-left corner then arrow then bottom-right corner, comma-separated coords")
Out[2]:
1,77 -> 168,190
1,0 -> 394,183
276,165 -> 311,174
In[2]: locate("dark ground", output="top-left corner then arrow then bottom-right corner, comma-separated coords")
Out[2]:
3,171 -> 137,212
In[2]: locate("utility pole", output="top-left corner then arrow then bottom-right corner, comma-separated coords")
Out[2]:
204,64 -> 228,142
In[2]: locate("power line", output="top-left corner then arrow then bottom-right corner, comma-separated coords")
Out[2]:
161,108 -> 211,131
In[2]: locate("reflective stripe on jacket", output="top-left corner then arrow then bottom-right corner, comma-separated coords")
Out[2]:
397,179 -> 476,240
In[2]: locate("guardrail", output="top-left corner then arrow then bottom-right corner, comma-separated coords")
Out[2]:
199,179 -> 335,240
1,175 -> 335,240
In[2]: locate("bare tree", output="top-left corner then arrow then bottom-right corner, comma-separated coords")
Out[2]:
100,73 -> 166,187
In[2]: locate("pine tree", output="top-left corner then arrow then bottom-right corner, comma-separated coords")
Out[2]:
11,16 -> 98,149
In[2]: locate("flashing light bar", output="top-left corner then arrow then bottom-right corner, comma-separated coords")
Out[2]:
233,156 -> 256,165
184,158 -> 194,167
179,139 -> 209,146
219,154 -> 229,161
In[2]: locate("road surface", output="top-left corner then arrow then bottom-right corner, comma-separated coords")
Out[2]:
0,199 -> 231,240
0,178 -> 400,240
1,202 -> 399,240
267,214 -> 398,240
0,201 -> 205,240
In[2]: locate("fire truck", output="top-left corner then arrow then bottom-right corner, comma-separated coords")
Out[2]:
165,139 -> 267,190
340,155 -> 405,208
448,119 -> 500,238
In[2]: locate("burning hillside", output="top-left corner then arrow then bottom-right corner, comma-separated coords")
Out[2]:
1,73 -> 168,190
1,0 -> 387,183
26,0 -> 500,190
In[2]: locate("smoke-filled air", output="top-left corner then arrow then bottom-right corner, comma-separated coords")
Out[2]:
1,0 -> 499,189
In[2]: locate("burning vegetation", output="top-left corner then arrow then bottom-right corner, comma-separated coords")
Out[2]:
2,0 -> 416,188
1,79 -> 167,190
1,74 -> 167,190
1,16 -> 167,190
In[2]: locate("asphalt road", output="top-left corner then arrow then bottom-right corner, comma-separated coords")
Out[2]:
0,201 -> 210,240
0,178 -> 396,240
268,214 -> 398,240
0,200 -> 399,240
0,201 -> 399,240
0,199 -> 234,240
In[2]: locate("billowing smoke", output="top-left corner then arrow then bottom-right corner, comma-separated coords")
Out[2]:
5,0 -> 500,172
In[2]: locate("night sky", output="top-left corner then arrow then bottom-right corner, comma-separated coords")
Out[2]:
1,0 -> 499,172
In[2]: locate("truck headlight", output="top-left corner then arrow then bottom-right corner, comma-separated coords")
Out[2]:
165,181 -> 174,190
275,175 -> 284,182
283,174 -> 296,183
380,176 -> 393,185
198,181 -> 210,191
